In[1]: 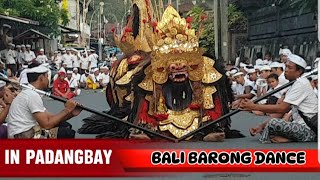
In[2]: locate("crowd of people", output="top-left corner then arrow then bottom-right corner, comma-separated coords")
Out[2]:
0,44 -> 112,98
0,44 -> 114,138
226,49 -> 318,143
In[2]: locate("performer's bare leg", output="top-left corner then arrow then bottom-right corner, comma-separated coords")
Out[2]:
270,136 -> 291,143
129,133 -> 151,140
203,132 -> 225,142
249,119 -> 270,136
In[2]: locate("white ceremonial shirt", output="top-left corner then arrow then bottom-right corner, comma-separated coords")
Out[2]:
99,73 -> 110,84
36,55 -> 48,64
284,77 -> 318,127
72,73 -> 81,83
19,68 -> 28,84
72,54 -> 80,68
80,74 -> 88,83
7,84 -> 46,138
24,51 -> 36,62
80,56 -> 89,70
1,49 -> 16,64
255,58 -> 264,66
65,77 -> 78,88
89,54 -> 97,69
62,54 -> 73,68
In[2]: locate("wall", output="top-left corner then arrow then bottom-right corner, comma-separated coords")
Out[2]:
240,5 -> 318,65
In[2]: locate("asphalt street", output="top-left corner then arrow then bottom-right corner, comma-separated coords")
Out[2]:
43,90 -> 318,179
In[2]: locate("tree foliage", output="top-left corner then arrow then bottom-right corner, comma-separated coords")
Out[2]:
0,0 -> 69,36
228,4 -> 247,31
200,16 -> 214,56
187,3 -> 246,56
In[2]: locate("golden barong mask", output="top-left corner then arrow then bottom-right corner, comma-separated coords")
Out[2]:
151,49 -> 204,84
142,5 -> 208,84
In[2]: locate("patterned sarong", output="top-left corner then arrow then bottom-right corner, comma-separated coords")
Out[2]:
260,118 -> 316,143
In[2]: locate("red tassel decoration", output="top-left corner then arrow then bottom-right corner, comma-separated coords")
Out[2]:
186,17 -> 192,23
138,100 -> 158,126
201,15 -> 207,20
152,21 -> 158,27
205,96 -> 222,120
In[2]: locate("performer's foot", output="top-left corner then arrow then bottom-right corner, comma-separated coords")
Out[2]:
203,132 -> 225,142
129,133 -> 151,140
249,125 -> 264,136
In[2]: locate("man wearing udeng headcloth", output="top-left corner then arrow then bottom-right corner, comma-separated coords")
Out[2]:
6,63 -> 82,139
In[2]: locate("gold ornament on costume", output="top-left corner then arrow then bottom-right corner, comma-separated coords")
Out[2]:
202,57 -> 222,84
146,6 -> 200,54
113,0 -> 155,55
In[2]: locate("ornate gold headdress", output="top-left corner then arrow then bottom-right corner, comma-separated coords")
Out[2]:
147,5 -> 200,53
142,5 -> 205,84
113,0 -> 155,55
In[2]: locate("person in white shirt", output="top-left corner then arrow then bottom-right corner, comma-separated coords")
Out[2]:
87,68 -> 100,89
263,51 -> 273,65
255,52 -> 264,66
72,67 -> 81,88
270,62 -> 289,86
71,49 -> 80,70
62,48 -> 73,71
6,64 -> 82,138
98,66 -> 110,88
231,72 -> 254,109
35,48 -> 48,64
19,44 -> 26,64
80,70 -> 90,88
24,44 -> 36,63
80,52 -> 89,74
65,70 -> 81,96
15,45 -> 23,70
1,43 -> 17,75
19,64 -> 29,85
241,54 -> 317,143
52,51 -> 62,69
88,49 -> 98,70
245,68 -> 258,99
279,48 -> 292,70
259,65 -> 271,79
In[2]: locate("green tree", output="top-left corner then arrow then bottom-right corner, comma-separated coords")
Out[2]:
199,16 -> 214,56
228,4 -> 247,31
187,4 -> 247,56
0,0 -> 69,36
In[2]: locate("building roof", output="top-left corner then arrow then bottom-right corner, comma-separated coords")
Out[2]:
0,14 -> 39,25
13,29 -> 50,40
60,25 -> 80,34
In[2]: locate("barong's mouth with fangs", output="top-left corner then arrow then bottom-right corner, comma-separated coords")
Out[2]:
168,62 -> 189,82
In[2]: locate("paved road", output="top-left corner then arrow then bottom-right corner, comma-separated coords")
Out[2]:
43,90 -> 318,179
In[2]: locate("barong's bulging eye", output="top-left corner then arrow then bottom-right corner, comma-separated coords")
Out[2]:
190,65 -> 198,70
157,67 -> 165,72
